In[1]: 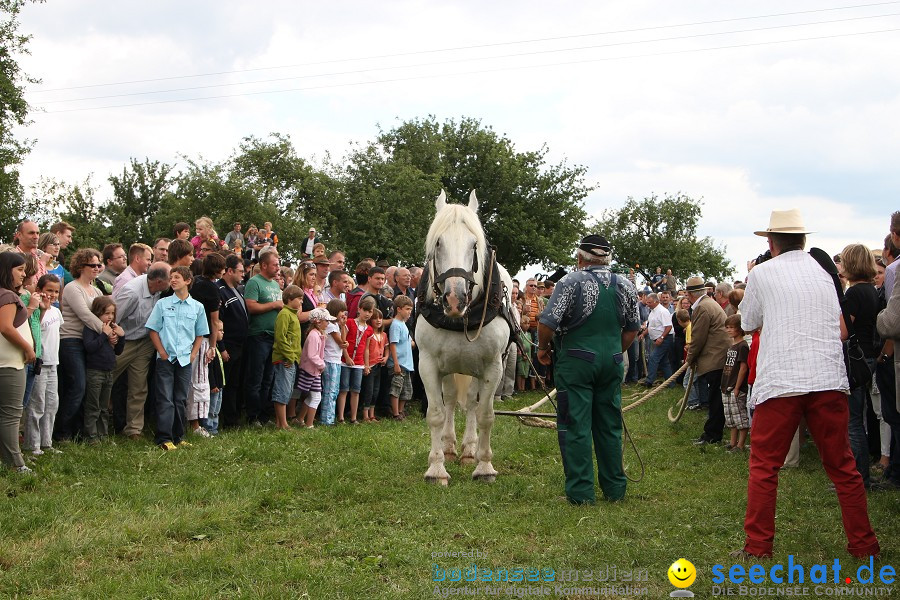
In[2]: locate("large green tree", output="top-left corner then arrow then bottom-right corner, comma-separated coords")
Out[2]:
104,158 -> 175,249
0,0 -> 42,239
598,193 -> 733,283
154,134 -> 338,262
35,175 -> 107,250
371,116 -> 591,272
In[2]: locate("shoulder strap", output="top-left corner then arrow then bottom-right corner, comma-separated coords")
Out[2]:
809,247 -> 856,337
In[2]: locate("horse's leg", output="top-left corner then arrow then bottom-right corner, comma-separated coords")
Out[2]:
460,376 -> 478,465
472,361 -> 502,482
421,353 -> 450,485
441,375 -> 458,462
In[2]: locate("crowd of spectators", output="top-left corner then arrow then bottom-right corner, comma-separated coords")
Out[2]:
0,217 -> 431,469
0,209 -> 897,501
614,215 -> 899,502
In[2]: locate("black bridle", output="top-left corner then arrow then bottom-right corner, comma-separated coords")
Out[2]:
429,242 -> 479,304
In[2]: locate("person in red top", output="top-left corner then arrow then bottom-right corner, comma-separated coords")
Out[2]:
338,297 -> 374,424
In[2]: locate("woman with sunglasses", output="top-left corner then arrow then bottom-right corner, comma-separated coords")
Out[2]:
55,248 -> 116,442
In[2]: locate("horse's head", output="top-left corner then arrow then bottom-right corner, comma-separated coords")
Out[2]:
426,190 -> 486,319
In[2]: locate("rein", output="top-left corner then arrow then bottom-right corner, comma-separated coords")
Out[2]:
464,249 -> 496,343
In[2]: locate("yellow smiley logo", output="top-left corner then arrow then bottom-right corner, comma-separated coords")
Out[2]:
667,558 -> 696,588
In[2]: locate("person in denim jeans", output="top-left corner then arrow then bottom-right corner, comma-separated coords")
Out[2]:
146,267 -> 209,450
839,244 -> 880,487
55,248 -> 106,442
271,286 -> 303,429
642,293 -> 674,388
243,250 -> 283,425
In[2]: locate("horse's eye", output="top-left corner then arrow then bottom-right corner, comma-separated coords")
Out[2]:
435,241 -> 440,248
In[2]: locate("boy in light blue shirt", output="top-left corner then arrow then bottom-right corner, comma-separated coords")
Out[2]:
146,266 -> 209,450
387,295 -> 414,420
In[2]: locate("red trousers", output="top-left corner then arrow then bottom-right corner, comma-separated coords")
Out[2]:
744,390 -> 880,558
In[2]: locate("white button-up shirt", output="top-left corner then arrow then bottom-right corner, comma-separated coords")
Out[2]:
739,249 -> 849,408
647,303 -> 673,341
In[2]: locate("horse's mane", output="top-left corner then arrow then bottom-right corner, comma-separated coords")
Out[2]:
424,202 -> 487,301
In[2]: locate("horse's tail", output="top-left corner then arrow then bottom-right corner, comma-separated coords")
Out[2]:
454,374 -> 473,410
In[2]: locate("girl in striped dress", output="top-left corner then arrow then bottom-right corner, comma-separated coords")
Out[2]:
297,308 -> 334,428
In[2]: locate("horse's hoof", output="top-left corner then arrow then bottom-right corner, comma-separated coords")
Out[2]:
444,452 -> 457,462
472,473 -> 496,483
425,476 -> 450,486
459,455 -> 477,465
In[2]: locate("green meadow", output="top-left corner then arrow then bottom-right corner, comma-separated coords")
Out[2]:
1,387 -> 896,599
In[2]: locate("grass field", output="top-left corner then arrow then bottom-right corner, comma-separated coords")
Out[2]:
1,386 -> 897,599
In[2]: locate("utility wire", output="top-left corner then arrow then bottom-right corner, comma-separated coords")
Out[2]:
34,11 -> 900,105
29,0 -> 900,93
36,27 -> 900,115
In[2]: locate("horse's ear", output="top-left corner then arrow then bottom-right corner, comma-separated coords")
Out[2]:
467,189 -> 478,213
436,189 -> 447,211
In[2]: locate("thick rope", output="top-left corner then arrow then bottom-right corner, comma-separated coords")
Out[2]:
621,362 -> 689,413
667,369 -> 695,423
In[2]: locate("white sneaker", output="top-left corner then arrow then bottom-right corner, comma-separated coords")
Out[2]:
192,427 -> 211,438
31,448 -> 44,456
15,465 -> 33,474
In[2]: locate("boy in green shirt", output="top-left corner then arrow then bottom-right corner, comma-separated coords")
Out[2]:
272,285 -> 303,430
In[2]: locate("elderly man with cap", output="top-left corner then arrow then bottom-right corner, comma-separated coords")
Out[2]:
683,275 -> 732,446
734,208 -> 878,559
537,234 -> 640,504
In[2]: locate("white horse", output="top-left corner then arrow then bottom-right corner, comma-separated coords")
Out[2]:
416,190 -> 513,485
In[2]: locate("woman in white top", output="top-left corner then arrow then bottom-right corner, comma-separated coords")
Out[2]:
0,251 -> 36,472
55,248 -> 113,442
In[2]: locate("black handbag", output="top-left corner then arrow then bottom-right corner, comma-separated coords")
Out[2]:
844,336 -> 873,389
809,248 -> 874,390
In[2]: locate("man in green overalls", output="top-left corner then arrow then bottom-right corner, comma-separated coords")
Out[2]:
537,235 -> 641,504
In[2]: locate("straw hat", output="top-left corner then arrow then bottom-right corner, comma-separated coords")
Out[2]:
685,276 -> 706,292
754,208 -> 815,237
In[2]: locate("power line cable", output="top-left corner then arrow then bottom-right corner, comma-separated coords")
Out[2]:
29,0 -> 900,93
36,27 -> 900,114
34,11 -> 900,105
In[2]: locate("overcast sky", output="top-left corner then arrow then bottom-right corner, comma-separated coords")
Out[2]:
15,1 -> 899,281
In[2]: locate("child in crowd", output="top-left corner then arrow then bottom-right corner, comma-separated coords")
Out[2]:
340,297 -> 373,424
272,285 -> 303,430
19,254 -> 41,408
146,266 -> 209,451
516,312 -> 534,391
675,308 -> 700,410
388,295 -> 414,420
82,296 -> 125,443
186,346 -> 212,438
721,313 -> 750,452
23,274 -> 63,455
312,243 -> 326,260
205,326 -> 225,435
361,308 -> 388,422
297,308 -> 334,428
321,299 -> 350,425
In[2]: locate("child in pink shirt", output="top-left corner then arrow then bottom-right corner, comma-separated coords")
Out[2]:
297,308 -> 335,429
